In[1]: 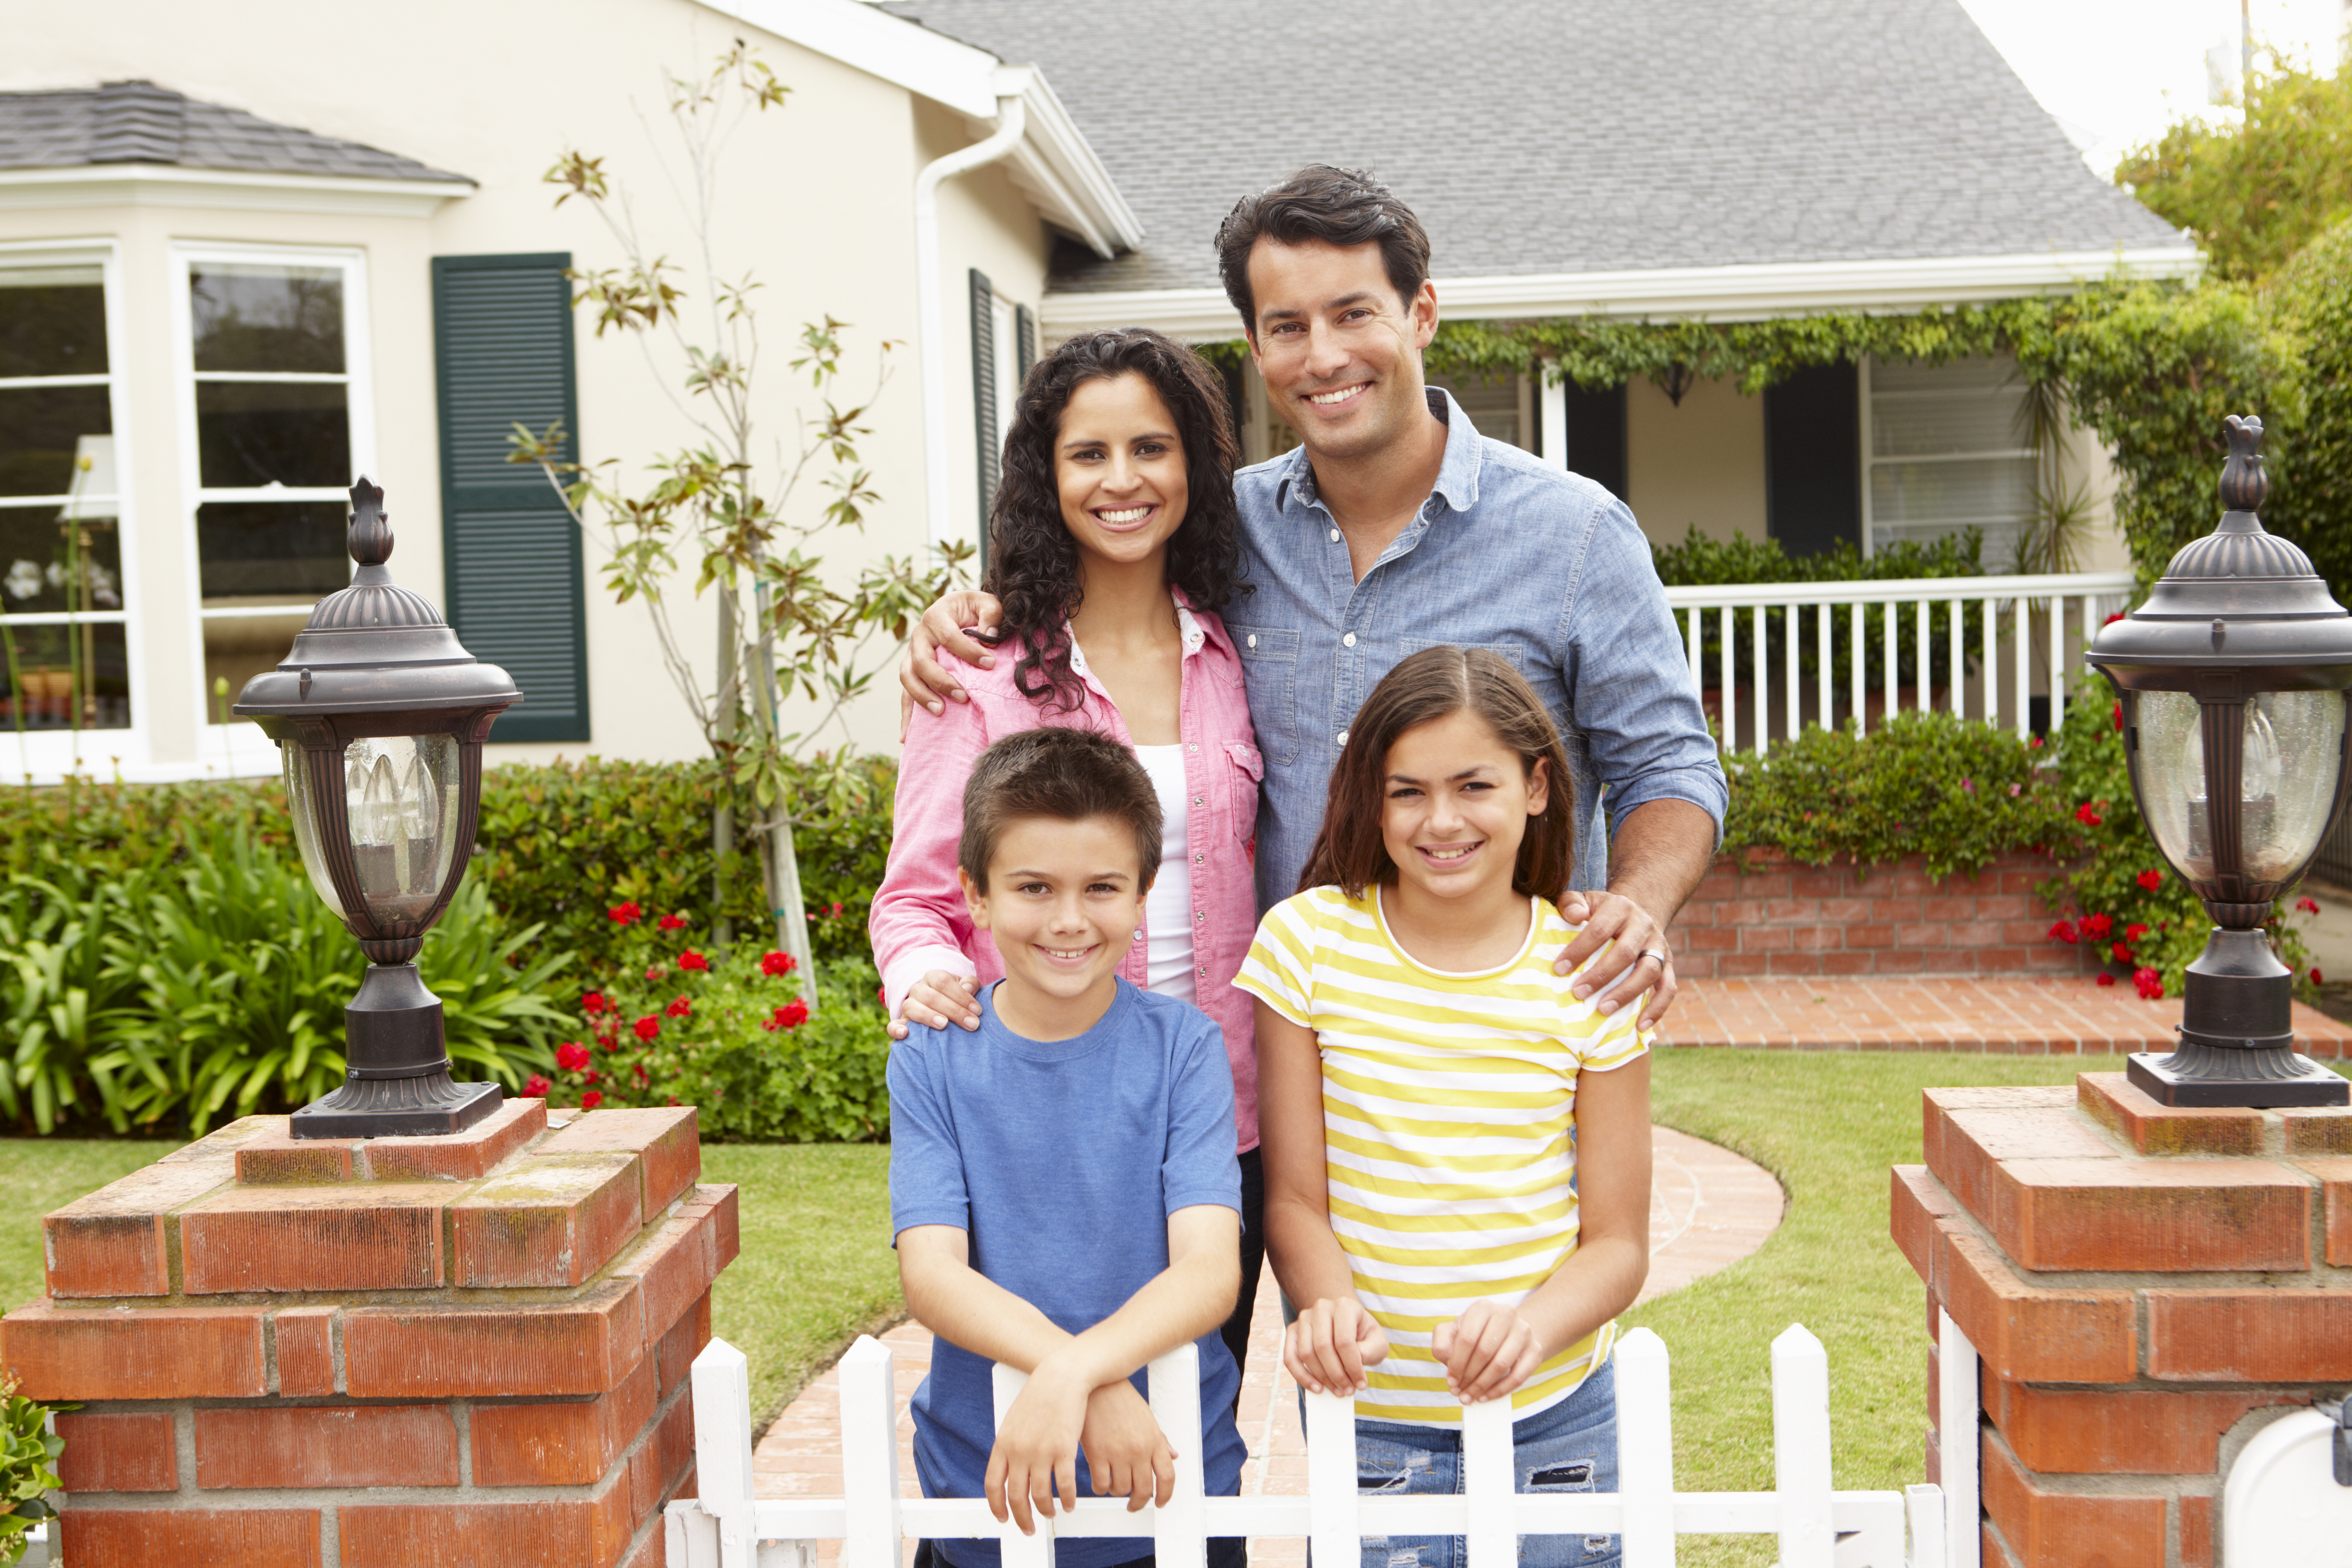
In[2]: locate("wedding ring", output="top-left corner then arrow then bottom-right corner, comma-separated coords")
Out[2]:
1637,948 -> 1671,968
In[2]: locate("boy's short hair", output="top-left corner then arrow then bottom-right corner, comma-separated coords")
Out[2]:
959,727 -> 1163,892
1214,165 -> 1432,335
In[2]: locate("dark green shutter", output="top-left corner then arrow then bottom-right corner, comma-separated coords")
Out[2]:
970,269 -> 998,549
1015,302 -> 1037,386
1764,361 -> 1860,558
431,253 -> 589,743
1563,383 -> 1629,503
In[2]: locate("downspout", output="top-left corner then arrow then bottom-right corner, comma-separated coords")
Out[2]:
916,91 -> 1026,551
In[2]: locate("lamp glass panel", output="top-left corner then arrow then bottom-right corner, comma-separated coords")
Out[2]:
2135,689 -> 2348,884
283,745 -> 346,920
342,734 -> 462,927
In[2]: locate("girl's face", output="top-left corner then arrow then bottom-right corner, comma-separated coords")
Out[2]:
1055,372 -> 1190,573
1379,708 -> 1550,902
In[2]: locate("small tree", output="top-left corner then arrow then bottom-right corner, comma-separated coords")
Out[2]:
514,43 -> 966,1001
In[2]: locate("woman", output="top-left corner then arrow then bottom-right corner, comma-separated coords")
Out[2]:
869,327 -> 1267,1381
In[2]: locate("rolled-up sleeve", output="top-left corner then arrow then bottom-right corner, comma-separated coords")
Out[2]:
869,682 -> 990,1018
1559,495 -> 1728,844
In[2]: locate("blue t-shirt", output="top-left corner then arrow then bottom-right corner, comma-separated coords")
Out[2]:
888,978 -> 1247,1568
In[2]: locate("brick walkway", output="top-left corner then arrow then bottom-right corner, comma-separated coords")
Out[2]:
749,1126 -> 1784,1560
1657,975 -> 2352,1055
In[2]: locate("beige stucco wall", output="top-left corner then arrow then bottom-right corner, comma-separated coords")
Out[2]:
0,0 -> 1053,779
1625,372 -> 1767,547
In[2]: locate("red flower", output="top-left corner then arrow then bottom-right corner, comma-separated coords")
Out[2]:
631,1063 -> 650,1087
2134,966 -> 2164,1000
2095,973 -> 2115,987
556,1041 -> 591,1072
2049,921 -> 2079,944
658,913 -> 688,931
2083,913 -> 2114,939
2137,869 -> 2165,892
2313,967 -> 2326,984
2113,701 -> 2123,730
2110,942 -> 2135,964
2074,803 -> 2104,828
1961,776 -> 1976,794
2104,611 -> 2127,626
2299,897 -> 2323,916
774,1000 -> 810,1031
2027,734 -> 2044,750
584,1068 -> 601,1086
665,995 -> 693,1019
645,965 -> 667,982
633,1015 -> 660,1042
761,949 -> 799,977
830,901 -> 845,917
678,950 -> 710,972
609,901 -> 642,926
2125,924 -> 2150,943
523,1074 -> 551,1098
580,1090 -> 604,1111
876,986 -> 886,1004
601,1035 -> 622,1052
582,991 -> 607,1015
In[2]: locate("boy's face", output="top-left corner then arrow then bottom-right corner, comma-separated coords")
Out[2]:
960,814 -> 1149,1022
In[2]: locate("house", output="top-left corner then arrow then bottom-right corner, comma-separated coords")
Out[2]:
0,0 -> 2194,784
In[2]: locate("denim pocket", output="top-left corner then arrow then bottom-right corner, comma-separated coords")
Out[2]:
1228,625 -> 1299,766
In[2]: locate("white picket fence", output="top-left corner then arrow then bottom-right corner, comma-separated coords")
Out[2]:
665,1312 -> 1988,1568
1663,570 -> 2136,752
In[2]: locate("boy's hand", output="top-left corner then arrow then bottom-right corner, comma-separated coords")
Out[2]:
1080,1380 -> 1176,1512
1283,1296 -> 1388,1395
1433,1300 -> 1546,1405
985,1361 -> 1089,1534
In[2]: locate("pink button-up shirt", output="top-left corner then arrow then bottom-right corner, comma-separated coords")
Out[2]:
869,593 -> 1265,1153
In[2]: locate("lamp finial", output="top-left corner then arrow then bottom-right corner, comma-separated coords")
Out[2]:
348,477 -> 394,567
2220,414 -> 2268,513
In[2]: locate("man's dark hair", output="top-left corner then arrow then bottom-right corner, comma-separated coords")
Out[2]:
959,727 -> 1163,892
1214,165 -> 1432,335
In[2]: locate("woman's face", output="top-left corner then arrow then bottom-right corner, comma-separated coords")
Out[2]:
1055,372 -> 1189,574
1379,708 -> 1549,903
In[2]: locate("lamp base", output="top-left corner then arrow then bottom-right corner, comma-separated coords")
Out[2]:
290,1072 -> 504,1139
2126,1048 -> 2349,1108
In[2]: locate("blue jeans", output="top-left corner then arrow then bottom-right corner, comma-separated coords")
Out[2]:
1352,1359 -> 1619,1568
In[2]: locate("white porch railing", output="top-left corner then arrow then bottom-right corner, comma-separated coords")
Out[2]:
666,1315 -> 1986,1568
1662,571 -> 2137,753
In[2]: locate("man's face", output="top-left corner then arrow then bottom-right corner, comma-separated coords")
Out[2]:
1246,237 -> 1439,465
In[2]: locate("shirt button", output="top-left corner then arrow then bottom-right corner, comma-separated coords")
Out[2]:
1194,852 -> 1204,864
1187,742 -> 1197,752
1247,633 -> 1257,648
1328,528 -> 1340,543
1342,632 -> 1357,648
1197,965 -> 1207,977
1196,911 -> 1206,922
1337,729 -> 1350,745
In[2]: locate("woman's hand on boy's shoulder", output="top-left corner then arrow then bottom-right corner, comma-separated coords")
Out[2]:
888,972 -> 984,1039
1283,1296 -> 1389,1396
1080,1380 -> 1177,1514
900,590 -> 1008,732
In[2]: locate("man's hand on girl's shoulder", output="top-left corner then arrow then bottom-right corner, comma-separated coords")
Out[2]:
1554,888 -> 1675,1031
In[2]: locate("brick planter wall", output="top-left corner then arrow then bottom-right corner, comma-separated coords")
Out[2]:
1670,849 -> 2103,979
1892,1074 -> 2352,1568
0,1100 -> 736,1568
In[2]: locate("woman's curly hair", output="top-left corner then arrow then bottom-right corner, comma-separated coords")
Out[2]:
983,327 -> 1249,712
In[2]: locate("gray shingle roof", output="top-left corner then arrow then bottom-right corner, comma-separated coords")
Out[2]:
0,79 -> 470,184
878,0 -> 2188,294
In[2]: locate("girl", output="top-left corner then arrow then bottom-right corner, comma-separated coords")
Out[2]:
1238,646 -> 1653,1568
869,326 -> 1269,1381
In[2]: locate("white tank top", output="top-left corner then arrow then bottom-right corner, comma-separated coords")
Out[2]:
1133,744 -> 1197,1003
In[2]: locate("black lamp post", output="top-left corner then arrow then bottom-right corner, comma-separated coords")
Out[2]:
2088,415 -> 2352,1108
234,479 -> 523,1137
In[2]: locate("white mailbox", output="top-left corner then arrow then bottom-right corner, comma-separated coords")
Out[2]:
2223,1406 -> 2352,1565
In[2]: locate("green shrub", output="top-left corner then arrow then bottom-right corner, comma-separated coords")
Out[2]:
2265,216 -> 2352,616
547,923 -> 889,1142
0,1387 -> 62,1565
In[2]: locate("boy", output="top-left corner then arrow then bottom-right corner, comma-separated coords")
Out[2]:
889,726 -> 1248,1568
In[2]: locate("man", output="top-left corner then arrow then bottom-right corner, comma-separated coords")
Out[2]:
901,165 -> 1725,1031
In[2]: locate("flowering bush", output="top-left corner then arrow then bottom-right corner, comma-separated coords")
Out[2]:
2038,691 -> 2313,999
540,916 -> 890,1141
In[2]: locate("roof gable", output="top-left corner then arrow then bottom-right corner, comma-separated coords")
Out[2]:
0,79 -> 470,184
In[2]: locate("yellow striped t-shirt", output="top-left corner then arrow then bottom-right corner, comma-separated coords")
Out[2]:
1234,885 -> 1650,1426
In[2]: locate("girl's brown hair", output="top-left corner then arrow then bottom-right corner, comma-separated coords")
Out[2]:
1297,646 -> 1576,900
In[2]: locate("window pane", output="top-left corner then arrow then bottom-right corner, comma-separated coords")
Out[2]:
1872,393 -> 2027,457
195,382 -> 351,489
1871,455 -> 2035,525
0,268 -> 107,379
204,609 -> 309,727
1431,371 -> 1521,449
0,620 -> 130,731
191,264 -> 345,374
0,506 -> 122,615
0,385 -> 112,498
198,500 -> 349,601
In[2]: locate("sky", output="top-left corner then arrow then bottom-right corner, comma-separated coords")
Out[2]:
1957,0 -> 2349,174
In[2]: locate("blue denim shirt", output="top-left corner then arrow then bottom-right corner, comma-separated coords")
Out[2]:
1226,388 -> 1726,913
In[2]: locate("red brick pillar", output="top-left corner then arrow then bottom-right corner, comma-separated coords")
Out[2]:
0,1101 -> 737,1568
1891,1073 -> 2352,1568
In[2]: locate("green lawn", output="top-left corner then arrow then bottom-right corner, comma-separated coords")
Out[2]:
8,1052 -> 2288,1563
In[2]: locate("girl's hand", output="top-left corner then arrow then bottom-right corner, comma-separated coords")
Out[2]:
1079,1380 -> 1176,1512
1433,1300 -> 1547,1405
1284,1296 -> 1389,1395
887,972 -> 983,1039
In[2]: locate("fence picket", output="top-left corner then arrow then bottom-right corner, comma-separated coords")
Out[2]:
1614,1329 -> 1676,1568
989,1364 -> 1057,1568
1936,1310 -> 1982,1568
692,1338 -> 759,1568
1462,1394 -> 1515,1568
1905,1484 -> 1948,1568
1305,1386 -> 1361,1568
841,1336 -> 905,1568
1148,1345 -> 1208,1568
1771,1324 -> 1836,1568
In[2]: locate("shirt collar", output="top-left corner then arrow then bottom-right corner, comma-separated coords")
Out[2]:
1272,385 -> 1485,517
1065,587 -> 1208,681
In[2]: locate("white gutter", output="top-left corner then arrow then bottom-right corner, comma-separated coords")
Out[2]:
916,93 -> 1026,552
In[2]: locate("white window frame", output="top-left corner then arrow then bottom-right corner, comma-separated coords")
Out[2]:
0,238 -> 143,782
169,242 -> 376,774
1858,352 -> 2036,560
